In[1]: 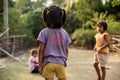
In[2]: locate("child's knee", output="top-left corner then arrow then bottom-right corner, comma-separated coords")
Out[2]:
101,66 -> 105,70
93,63 -> 98,68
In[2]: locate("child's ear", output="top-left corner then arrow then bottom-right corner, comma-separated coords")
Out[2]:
62,9 -> 66,25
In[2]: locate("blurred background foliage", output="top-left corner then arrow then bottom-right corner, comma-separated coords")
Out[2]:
0,0 -> 120,49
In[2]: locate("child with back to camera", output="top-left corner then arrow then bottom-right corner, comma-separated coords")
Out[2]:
28,49 -> 38,73
93,21 -> 111,80
37,5 -> 71,80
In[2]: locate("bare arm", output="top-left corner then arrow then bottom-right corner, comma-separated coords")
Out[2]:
94,44 -> 97,51
101,35 -> 110,49
66,45 -> 69,58
38,42 -> 45,74
33,61 -> 38,64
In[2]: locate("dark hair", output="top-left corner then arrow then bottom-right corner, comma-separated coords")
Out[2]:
43,5 -> 66,28
97,21 -> 108,31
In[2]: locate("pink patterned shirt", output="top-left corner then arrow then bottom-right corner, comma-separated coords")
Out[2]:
28,56 -> 38,72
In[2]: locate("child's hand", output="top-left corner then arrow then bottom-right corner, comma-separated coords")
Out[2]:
38,67 -> 43,75
97,48 -> 102,53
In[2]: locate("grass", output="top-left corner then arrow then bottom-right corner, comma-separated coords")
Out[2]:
0,48 -> 120,80
0,54 -> 44,80
0,63 -> 44,80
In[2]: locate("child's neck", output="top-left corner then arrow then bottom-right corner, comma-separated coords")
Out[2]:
32,56 -> 36,58
99,31 -> 105,34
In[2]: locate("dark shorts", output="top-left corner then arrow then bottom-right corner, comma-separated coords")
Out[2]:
31,66 -> 38,73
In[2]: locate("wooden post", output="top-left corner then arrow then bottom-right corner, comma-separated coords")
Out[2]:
12,36 -> 15,55
3,0 -> 9,52
4,0 -> 9,37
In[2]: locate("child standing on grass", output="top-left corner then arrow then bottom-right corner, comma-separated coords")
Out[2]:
93,21 -> 110,80
37,5 -> 71,80
28,49 -> 38,73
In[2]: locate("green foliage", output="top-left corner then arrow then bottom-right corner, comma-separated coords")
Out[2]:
61,2 -> 67,8
15,0 -> 33,14
20,13 -> 33,38
106,19 -> 120,35
8,8 -> 24,35
64,0 -> 105,35
0,0 -> 3,13
0,0 -> 15,33
82,21 -> 93,29
0,13 -> 3,32
108,21 -> 120,35
15,0 -> 46,14
100,15 -> 120,35
21,8 -> 44,38
87,0 -> 104,12
104,0 -> 120,20
0,0 -> 3,32
91,11 -> 108,23
71,29 -> 96,49
64,10 -> 82,34
8,0 -> 15,7
73,0 -> 93,22
85,11 -> 108,30
52,0 -> 64,4
112,0 -> 120,7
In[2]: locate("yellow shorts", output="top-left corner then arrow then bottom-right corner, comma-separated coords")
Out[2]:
42,62 -> 66,78
93,52 -> 108,67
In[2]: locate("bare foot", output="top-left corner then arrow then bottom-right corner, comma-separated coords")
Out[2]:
105,66 -> 111,70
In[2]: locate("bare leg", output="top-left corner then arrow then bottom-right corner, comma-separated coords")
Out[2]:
94,63 -> 101,80
101,67 -> 106,80
45,78 -> 54,80
58,78 -> 66,80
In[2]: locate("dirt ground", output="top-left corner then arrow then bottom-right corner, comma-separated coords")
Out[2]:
0,48 -> 120,80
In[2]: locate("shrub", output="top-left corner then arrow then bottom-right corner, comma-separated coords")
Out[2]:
107,21 -> 120,35
71,29 -> 96,49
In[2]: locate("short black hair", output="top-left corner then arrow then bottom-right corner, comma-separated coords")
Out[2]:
43,5 -> 66,28
97,21 -> 108,31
